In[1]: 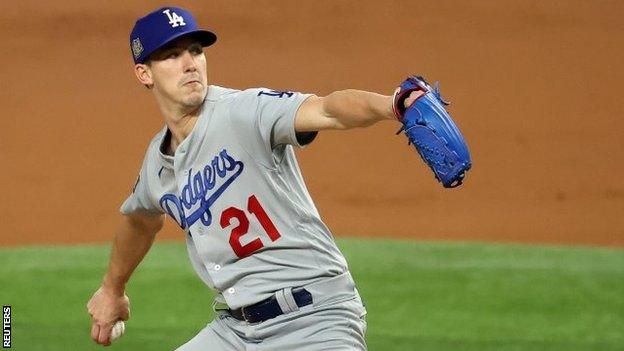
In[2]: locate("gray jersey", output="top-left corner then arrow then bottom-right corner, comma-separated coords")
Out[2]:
121,86 -> 349,309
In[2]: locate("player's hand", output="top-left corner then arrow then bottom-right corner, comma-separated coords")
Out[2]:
402,90 -> 425,109
87,286 -> 130,346
389,89 -> 424,120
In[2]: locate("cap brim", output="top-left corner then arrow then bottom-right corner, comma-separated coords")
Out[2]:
187,29 -> 218,47
140,29 -> 217,63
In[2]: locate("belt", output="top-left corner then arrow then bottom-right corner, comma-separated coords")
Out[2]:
228,288 -> 313,323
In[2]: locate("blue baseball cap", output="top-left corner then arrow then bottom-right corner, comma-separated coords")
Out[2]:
130,7 -> 217,64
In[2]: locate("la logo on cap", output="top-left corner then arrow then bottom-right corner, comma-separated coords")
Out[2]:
163,9 -> 186,27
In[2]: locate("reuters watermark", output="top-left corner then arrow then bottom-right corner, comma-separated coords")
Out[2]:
2,306 -> 10,349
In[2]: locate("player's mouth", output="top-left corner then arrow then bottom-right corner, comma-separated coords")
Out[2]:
182,80 -> 201,86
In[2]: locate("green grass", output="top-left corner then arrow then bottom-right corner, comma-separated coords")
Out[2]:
1,239 -> 623,350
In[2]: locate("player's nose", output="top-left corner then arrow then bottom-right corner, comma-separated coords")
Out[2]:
180,50 -> 198,72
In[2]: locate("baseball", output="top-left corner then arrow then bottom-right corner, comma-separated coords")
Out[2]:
110,321 -> 125,343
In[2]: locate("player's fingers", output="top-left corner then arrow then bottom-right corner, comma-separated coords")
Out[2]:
404,90 -> 425,108
97,324 -> 112,346
90,323 -> 100,343
121,296 -> 131,320
120,308 -> 130,321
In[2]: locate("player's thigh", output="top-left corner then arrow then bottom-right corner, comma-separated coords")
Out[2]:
259,296 -> 368,351
306,298 -> 367,351
174,318 -> 244,351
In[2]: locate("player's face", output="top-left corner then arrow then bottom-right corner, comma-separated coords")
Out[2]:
145,38 -> 208,109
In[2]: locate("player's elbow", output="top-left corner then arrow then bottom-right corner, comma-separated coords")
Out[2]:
125,212 -> 165,235
295,96 -> 343,132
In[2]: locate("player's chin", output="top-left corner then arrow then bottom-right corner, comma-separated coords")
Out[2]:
182,91 -> 206,107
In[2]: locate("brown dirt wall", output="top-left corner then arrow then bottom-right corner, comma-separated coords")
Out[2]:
1,1 -> 623,247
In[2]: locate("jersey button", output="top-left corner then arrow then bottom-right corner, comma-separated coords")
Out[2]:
214,264 -> 221,271
227,287 -> 235,294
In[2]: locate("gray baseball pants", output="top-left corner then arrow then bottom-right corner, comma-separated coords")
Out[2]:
175,272 -> 367,351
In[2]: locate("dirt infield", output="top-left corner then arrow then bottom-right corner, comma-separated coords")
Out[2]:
1,1 -> 622,247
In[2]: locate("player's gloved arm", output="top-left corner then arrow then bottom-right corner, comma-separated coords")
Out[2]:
295,89 -> 422,132
87,212 -> 164,346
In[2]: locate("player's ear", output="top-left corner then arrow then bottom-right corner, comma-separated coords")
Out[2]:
134,64 -> 154,89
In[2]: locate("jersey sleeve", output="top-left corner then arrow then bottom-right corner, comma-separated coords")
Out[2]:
119,151 -> 163,216
230,88 -> 316,154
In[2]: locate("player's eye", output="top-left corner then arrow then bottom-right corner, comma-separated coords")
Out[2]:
189,45 -> 203,55
166,51 -> 180,59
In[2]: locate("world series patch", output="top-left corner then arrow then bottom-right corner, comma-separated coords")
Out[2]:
132,38 -> 144,59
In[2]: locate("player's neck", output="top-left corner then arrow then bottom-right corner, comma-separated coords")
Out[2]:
161,103 -> 202,153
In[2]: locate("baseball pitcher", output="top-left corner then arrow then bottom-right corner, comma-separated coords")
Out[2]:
86,6 -> 471,350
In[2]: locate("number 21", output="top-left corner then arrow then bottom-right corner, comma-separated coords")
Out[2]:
220,195 -> 281,258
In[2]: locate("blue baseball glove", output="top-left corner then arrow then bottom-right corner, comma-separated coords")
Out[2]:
393,76 -> 472,188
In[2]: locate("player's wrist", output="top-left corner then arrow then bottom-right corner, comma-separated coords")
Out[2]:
386,95 -> 400,121
101,275 -> 126,297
